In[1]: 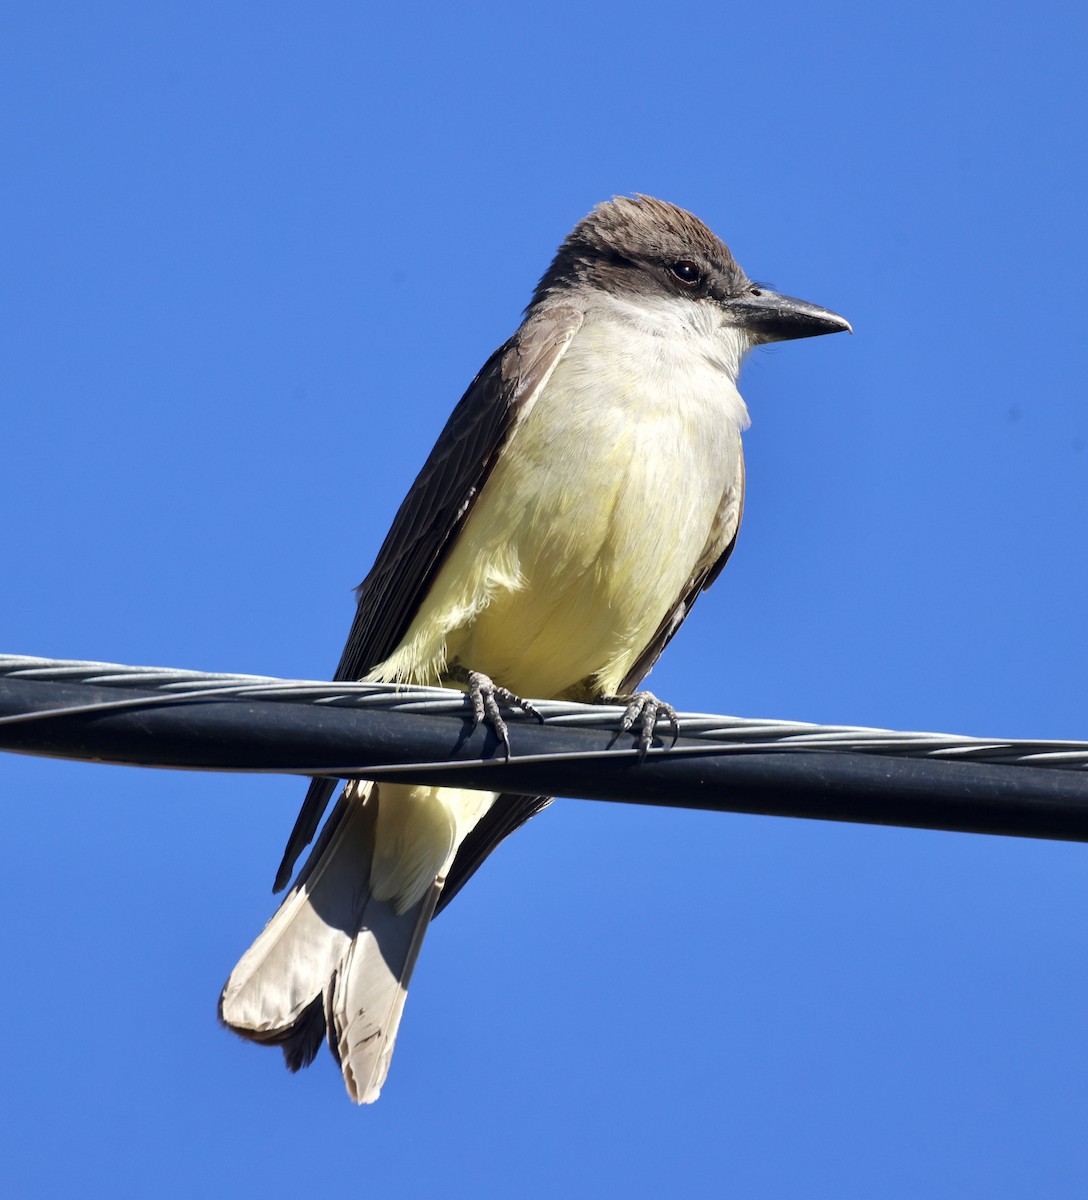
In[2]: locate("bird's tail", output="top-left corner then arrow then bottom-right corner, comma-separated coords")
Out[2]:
219,782 -> 445,1104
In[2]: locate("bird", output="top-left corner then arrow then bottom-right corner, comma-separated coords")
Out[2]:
219,195 -> 851,1103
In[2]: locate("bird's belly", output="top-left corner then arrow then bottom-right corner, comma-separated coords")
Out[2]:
372,347 -> 745,698
454,450 -> 697,695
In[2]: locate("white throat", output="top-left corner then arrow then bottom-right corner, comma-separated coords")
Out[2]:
577,290 -> 752,433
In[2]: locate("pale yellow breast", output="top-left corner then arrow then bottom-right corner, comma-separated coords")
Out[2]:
371,319 -> 747,698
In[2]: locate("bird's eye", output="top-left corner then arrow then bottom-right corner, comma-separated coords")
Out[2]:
669,261 -> 703,286
749,286 -> 763,297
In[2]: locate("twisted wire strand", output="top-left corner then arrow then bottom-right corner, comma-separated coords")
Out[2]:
2,653 -> 1084,771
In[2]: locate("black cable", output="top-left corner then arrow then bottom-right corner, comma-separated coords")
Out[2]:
1,664 -> 1087,844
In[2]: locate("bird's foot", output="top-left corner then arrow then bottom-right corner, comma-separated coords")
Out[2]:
601,691 -> 680,756
448,665 -> 544,759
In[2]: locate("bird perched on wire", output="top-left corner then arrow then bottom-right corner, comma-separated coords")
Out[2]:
220,195 -> 850,1102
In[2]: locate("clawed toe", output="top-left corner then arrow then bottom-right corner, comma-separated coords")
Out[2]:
452,666 -> 544,759
603,691 -> 680,755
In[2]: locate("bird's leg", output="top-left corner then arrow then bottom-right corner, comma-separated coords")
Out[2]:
600,691 -> 681,756
446,664 -> 545,760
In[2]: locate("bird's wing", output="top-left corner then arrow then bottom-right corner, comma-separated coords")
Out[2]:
436,792 -> 553,915
437,449 -> 747,911
273,304 -> 584,891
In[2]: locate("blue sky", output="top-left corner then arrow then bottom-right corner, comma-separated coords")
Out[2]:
3,2 -> 1088,1196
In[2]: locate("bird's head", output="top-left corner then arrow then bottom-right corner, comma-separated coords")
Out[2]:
533,194 -> 851,347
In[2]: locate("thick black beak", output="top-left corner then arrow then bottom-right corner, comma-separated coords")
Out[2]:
725,287 -> 852,343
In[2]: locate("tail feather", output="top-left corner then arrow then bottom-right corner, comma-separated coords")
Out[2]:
220,783 -> 443,1103
280,995 -> 327,1072
327,879 -> 444,1103
220,789 -> 377,1038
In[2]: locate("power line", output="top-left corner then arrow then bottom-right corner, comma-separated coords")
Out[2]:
1,653 -> 1086,842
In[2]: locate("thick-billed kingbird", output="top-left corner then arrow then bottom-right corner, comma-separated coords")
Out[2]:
220,195 -> 851,1102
